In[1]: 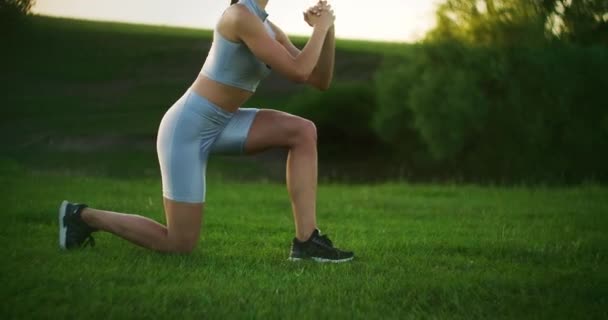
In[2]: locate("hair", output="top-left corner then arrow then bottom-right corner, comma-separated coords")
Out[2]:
230,0 -> 238,5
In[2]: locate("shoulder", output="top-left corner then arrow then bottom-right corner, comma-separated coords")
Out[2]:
218,4 -> 260,40
221,4 -> 256,28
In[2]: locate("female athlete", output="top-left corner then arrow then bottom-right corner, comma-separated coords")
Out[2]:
58,0 -> 354,263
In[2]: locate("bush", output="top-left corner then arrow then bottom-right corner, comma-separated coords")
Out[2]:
374,40 -> 608,182
373,47 -> 433,168
284,82 -> 382,156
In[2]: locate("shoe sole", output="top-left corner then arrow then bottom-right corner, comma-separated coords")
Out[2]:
288,256 -> 354,263
58,200 -> 68,249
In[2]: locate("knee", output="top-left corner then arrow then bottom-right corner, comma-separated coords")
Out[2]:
290,118 -> 317,147
166,237 -> 198,254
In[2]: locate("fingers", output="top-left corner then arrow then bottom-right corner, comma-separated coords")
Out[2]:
306,1 -> 332,17
303,11 -> 313,27
303,0 -> 334,28
308,8 -> 322,17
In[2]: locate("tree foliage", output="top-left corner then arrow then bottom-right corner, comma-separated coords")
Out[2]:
427,0 -> 546,45
373,0 -> 608,182
428,0 -> 608,45
543,0 -> 608,45
1,0 -> 35,21
375,41 -> 608,181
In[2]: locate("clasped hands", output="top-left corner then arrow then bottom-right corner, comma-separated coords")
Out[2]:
303,0 -> 335,30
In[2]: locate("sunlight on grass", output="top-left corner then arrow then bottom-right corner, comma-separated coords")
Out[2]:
2,159 -> 607,318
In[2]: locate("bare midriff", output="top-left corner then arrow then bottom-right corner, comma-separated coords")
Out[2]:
190,74 -> 254,113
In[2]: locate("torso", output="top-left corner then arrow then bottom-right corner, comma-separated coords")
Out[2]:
191,75 -> 253,113
191,1 -> 275,113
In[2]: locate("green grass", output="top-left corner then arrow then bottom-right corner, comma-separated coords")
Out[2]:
1,157 -> 607,319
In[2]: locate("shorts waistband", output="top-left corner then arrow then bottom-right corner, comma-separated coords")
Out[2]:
185,88 -> 234,119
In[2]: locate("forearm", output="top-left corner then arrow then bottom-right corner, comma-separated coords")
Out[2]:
295,26 -> 329,80
309,26 -> 335,89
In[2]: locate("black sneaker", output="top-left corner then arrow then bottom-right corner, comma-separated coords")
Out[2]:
289,229 -> 354,263
58,200 -> 97,249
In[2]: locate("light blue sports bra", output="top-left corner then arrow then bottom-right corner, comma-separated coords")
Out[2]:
200,0 -> 276,92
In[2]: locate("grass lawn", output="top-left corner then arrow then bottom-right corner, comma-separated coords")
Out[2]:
1,155 -> 607,319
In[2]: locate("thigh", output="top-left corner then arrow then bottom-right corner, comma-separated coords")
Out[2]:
157,110 -> 207,203
158,91 -> 227,203
243,109 -> 313,154
210,108 -> 259,155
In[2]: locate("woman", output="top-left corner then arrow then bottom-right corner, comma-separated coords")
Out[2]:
58,0 -> 354,263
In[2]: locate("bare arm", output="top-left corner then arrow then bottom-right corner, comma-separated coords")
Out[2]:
308,26 -> 335,90
231,6 -> 333,83
269,14 -> 335,90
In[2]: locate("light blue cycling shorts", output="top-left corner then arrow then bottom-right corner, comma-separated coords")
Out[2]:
156,89 -> 259,203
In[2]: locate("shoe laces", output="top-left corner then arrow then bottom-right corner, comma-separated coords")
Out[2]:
317,234 -> 334,248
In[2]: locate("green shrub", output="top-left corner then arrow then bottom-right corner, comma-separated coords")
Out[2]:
284,82 -> 381,156
372,47 -> 433,167
374,40 -> 608,181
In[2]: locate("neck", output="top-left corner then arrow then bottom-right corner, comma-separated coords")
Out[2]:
256,0 -> 268,9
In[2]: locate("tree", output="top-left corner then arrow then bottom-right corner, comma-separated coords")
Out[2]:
1,0 -> 36,22
428,0 -> 607,46
543,0 -> 608,45
427,0 -> 546,46
373,0 -> 608,182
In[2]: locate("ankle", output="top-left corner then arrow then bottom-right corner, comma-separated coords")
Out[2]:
296,228 -> 316,242
80,208 -> 99,231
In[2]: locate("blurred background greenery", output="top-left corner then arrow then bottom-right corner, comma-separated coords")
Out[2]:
1,0 -> 607,184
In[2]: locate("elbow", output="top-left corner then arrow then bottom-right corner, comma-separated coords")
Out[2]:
292,70 -> 311,84
316,81 -> 331,91
313,77 -> 333,91
291,64 -> 313,84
